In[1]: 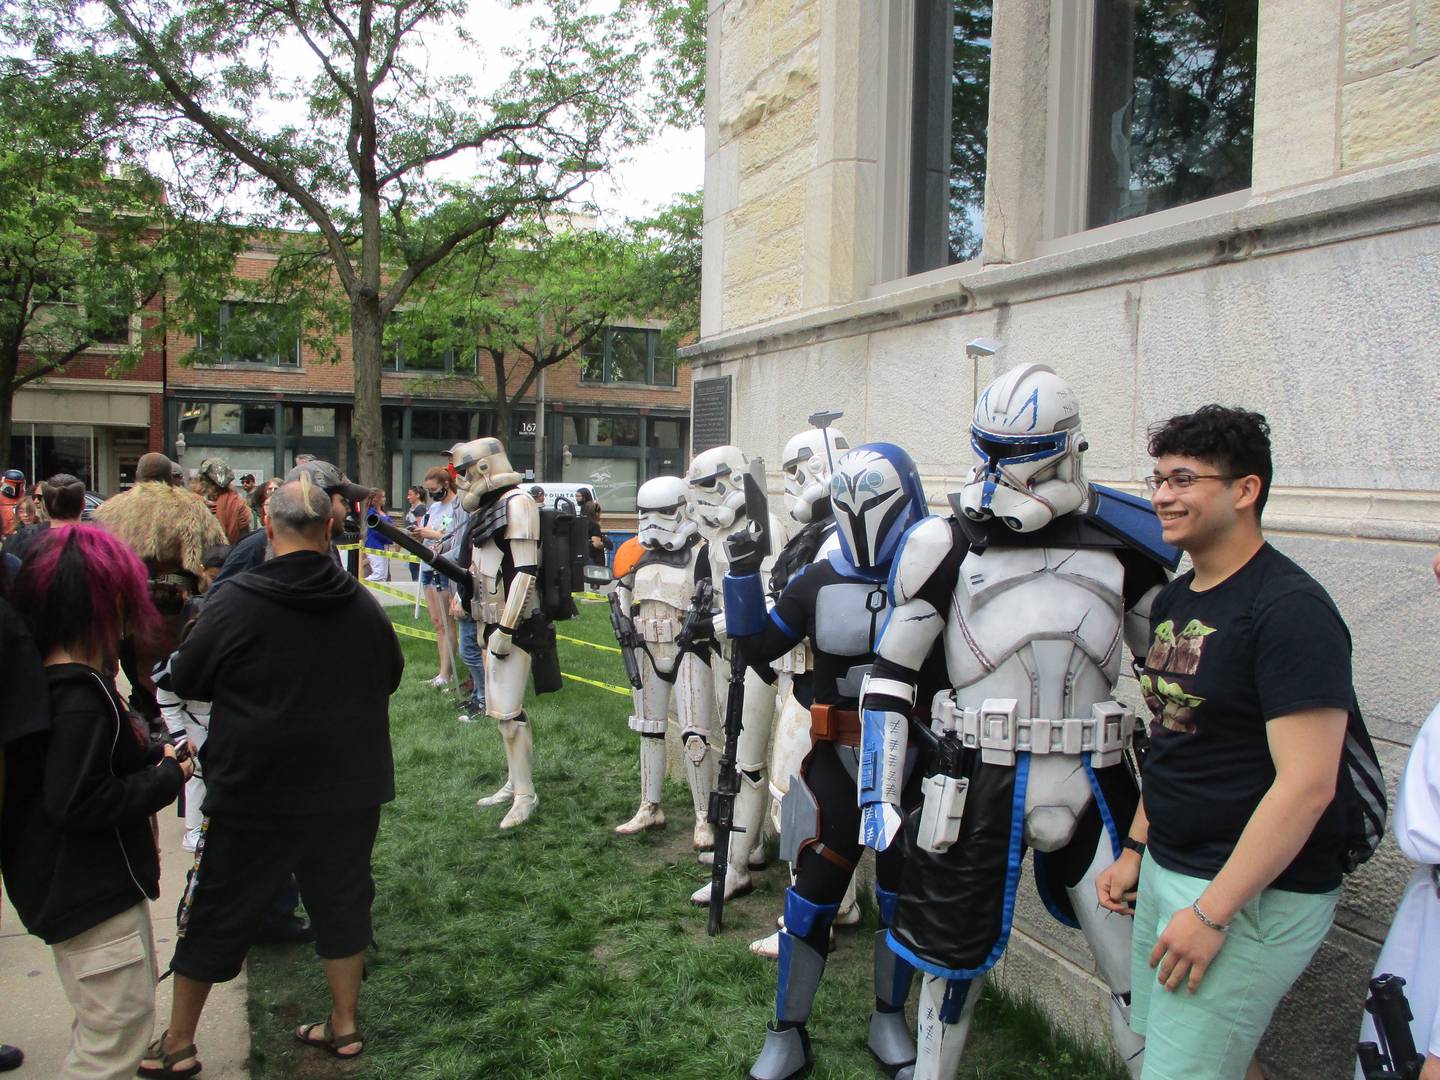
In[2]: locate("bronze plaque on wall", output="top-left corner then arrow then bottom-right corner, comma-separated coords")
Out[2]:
691,375 -> 731,454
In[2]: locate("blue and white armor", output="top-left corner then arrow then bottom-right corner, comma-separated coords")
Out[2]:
727,444 -> 935,1080
860,366 -> 1174,1080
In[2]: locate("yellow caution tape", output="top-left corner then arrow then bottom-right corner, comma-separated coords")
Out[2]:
336,542 -> 422,564
558,672 -> 633,697
364,580 -> 421,603
556,633 -> 622,655
391,621 -> 439,642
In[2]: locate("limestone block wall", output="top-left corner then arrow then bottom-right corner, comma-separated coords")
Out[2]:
695,2 -> 1440,1076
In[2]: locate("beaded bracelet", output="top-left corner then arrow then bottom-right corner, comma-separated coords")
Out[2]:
1191,900 -> 1230,933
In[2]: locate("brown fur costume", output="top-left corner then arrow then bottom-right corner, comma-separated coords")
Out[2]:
93,480 -> 226,582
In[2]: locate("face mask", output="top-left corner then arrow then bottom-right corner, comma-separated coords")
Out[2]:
425,489 -> 442,500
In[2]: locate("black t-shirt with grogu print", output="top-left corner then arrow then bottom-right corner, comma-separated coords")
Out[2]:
1139,543 -> 1354,893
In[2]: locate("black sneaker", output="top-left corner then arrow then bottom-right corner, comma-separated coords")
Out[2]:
0,1044 -> 23,1072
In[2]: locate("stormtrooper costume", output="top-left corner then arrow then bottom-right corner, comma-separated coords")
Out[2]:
686,444 -> 785,905
1356,701 -> 1440,1076
726,443 -> 940,1080
454,437 -> 543,830
612,475 -> 718,849
859,364 -> 1175,1080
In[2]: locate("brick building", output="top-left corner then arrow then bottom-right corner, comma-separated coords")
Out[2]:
166,243 -> 693,512
8,296 -> 165,492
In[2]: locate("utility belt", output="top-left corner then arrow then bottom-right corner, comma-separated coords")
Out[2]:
810,703 -> 862,748
932,694 -> 1134,769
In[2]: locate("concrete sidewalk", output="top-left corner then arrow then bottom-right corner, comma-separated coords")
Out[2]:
0,810 -> 250,1077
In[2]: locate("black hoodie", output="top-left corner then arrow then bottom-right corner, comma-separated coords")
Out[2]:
1,665 -> 184,944
170,549 -> 403,823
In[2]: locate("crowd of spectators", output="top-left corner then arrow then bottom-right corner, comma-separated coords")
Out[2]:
0,452 -> 400,1078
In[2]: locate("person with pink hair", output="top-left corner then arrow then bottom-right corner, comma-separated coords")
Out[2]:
0,525 -> 193,1079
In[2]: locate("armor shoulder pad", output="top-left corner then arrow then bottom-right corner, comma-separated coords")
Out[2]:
503,489 -> 541,541
1087,485 -> 1181,571
887,515 -> 956,606
614,536 -> 645,581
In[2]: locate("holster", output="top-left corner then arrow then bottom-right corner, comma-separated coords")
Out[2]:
514,612 -> 563,695
810,703 -> 862,747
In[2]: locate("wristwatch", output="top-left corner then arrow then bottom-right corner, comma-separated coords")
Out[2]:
1122,837 -> 1146,857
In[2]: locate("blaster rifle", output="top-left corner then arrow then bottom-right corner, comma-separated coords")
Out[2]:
707,459 -> 772,935
365,510 -> 473,607
1359,974 -> 1426,1080
607,591 -> 645,690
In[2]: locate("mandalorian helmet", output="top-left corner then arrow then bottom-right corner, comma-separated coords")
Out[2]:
453,437 -> 522,511
958,363 -> 1088,533
685,444 -> 751,537
782,425 -> 849,524
635,475 -> 697,552
829,443 -> 928,571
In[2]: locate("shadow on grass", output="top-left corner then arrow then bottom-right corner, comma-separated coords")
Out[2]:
244,605 -> 1128,1079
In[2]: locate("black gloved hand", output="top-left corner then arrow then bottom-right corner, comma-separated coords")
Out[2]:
724,527 -> 763,576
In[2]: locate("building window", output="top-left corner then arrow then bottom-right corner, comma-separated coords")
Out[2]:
384,315 -> 474,374
561,414 -> 641,448
27,281 -> 134,349
1086,1 -> 1257,229
409,409 -> 473,442
197,302 -> 301,366
907,0 -> 993,275
580,327 -> 680,387
177,401 -> 276,436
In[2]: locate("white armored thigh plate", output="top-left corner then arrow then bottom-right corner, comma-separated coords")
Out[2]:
474,540 -> 505,605
814,580 -> 888,657
946,546 -> 1124,690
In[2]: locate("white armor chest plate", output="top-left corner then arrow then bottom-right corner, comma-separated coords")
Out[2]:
946,545 -> 1125,721
634,553 -> 696,658
469,491 -> 538,624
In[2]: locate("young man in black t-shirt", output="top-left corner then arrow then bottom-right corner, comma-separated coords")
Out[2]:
1095,406 -> 1353,1080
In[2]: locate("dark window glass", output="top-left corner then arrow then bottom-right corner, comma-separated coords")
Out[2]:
243,405 -> 275,435
195,302 -> 300,365
384,315 -> 458,373
653,337 -> 679,387
909,1 -> 993,273
410,410 -> 471,442
1087,1 -> 1257,229
649,419 -> 683,449
595,416 -> 640,447
580,336 -> 605,382
384,407 -> 404,440
609,328 -> 648,383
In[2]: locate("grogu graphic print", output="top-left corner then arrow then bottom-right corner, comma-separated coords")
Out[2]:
1138,544 -> 1355,893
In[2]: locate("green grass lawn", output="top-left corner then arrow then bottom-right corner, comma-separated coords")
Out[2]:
244,601 -> 1127,1079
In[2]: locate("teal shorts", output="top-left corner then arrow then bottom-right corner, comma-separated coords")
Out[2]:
1129,856 -> 1338,1080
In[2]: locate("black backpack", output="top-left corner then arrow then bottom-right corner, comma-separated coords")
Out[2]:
1337,702 -> 1387,874
536,497 -> 584,622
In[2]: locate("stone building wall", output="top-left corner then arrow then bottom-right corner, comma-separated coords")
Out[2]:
689,1 -> 1440,1075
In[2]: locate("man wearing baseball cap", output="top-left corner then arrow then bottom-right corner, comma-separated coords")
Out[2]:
209,459 -> 368,592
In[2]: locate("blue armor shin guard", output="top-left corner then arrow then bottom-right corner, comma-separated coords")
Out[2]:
775,888 -> 839,1025
869,885 -> 918,1073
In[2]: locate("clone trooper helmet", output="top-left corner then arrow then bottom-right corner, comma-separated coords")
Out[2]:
958,363 -> 1088,533
685,444 -> 750,537
782,425 -> 849,524
454,436 -> 523,511
829,443 -> 928,571
636,475 -> 697,552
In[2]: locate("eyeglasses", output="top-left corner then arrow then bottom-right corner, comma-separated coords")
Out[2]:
1143,473 -> 1238,494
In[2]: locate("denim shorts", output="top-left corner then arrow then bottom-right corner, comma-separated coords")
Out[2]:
1129,855 -> 1338,1079
420,566 -> 449,591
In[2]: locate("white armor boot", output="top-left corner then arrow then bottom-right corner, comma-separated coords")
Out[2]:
894,975 -> 980,1080
498,717 -> 538,829
616,734 -> 667,834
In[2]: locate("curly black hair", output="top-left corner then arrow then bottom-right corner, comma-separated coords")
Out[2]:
1146,405 -> 1273,520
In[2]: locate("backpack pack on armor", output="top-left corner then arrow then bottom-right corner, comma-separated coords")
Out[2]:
537,496 -> 585,622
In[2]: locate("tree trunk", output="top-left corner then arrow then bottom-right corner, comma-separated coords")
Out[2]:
351,291 -> 384,490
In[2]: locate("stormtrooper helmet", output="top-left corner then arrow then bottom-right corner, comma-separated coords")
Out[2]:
782,425 -> 849,524
685,444 -> 750,537
829,443 -> 928,571
636,475 -> 697,552
958,363 -> 1088,533
454,437 -> 523,511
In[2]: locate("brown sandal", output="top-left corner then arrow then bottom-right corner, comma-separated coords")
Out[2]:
137,1031 -> 202,1077
294,1020 -> 365,1059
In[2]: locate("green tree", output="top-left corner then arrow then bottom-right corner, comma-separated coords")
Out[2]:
391,195 -> 699,460
0,57 -> 238,458
66,0 -> 667,487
